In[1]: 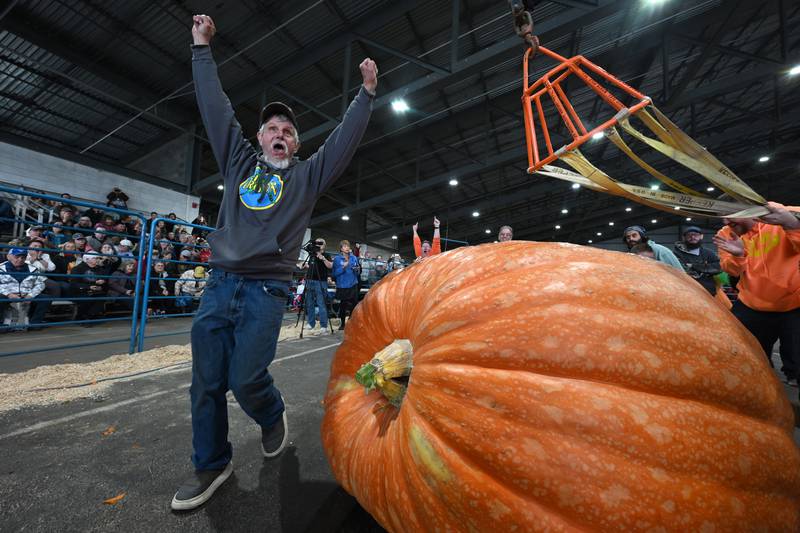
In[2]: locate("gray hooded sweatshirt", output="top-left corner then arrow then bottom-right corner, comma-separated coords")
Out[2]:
191,45 -> 373,281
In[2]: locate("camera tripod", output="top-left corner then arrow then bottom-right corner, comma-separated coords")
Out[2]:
295,247 -> 339,339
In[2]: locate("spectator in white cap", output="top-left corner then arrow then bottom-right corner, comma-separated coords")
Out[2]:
116,239 -> 135,259
178,249 -> 194,274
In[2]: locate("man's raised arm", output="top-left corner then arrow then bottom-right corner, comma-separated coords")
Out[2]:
191,15 -> 256,184
306,58 -> 378,197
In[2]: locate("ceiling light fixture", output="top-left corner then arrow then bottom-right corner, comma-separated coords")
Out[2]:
608,222 -> 614,226
651,219 -> 657,223
449,178 -> 458,186
592,132 -> 604,140
217,184 -> 224,191
650,185 -> 660,190
485,229 -> 491,234
555,225 -> 561,230
596,232 -> 602,236
685,217 -> 692,222
341,214 -> 350,221
391,99 -> 409,113
561,208 -> 568,214
588,239 -> 593,244
472,211 -> 480,217
789,64 -> 800,76
707,186 -> 715,192
758,155 -> 770,163
625,207 -> 632,212
391,235 -> 398,240
572,183 -> 580,190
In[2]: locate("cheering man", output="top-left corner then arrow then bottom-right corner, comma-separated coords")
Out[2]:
172,14 -> 377,511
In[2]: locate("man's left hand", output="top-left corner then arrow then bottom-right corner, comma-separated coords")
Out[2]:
360,58 -> 378,95
712,234 -> 745,257
758,202 -> 800,230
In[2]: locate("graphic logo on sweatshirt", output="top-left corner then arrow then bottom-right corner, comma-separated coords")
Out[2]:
745,233 -> 780,258
239,166 -> 284,210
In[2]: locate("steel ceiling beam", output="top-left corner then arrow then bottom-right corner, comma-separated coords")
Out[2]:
665,46 -> 800,111
300,2 -> 621,144
311,145 -> 528,225
353,34 -> 449,75
118,0 -> 421,165
1,10 -> 191,120
665,0 -> 747,108
669,32 -> 785,67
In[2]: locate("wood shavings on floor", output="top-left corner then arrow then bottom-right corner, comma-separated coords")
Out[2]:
0,323 -> 330,413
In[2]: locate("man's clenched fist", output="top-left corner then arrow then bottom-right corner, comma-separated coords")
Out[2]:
192,14 -> 216,46
359,58 -> 378,95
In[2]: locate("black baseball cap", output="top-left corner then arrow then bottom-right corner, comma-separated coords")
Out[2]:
259,102 -> 298,131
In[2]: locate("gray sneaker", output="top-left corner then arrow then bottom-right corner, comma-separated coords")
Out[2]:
170,461 -> 233,511
261,410 -> 288,458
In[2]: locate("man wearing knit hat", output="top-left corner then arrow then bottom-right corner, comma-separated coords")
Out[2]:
622,225 -> 682,270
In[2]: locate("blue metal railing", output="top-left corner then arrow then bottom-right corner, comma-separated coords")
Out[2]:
136,217 -> 214,353
0,185 -> 149,356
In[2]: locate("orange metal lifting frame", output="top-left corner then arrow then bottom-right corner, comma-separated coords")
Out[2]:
522,46 -> 651,173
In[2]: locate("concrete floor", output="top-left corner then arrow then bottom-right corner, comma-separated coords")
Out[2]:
0,335 -> 384,533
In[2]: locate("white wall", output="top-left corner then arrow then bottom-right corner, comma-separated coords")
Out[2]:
0,141 -> 200,221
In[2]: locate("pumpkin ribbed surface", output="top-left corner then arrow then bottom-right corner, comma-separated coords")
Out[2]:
322,242 -> 800,532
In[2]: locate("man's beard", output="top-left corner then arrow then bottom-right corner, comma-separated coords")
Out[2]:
685,241 -> 701,250
263,154 -> 291,169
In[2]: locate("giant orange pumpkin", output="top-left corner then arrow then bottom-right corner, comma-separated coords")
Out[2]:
322,242 -> 800,532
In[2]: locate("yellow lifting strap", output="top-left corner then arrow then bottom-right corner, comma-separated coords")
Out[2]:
538,150 -> 769,219
603,127 -> 707,198
620,107 -> 767,205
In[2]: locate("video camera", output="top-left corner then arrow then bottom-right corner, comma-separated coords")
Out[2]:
303,240 -> 322,256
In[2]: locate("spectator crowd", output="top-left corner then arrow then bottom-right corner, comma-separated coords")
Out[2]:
1,187 -> 210,330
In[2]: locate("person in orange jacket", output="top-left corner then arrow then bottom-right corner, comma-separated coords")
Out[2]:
713,201 -> 800,386
413,216 -> 441,260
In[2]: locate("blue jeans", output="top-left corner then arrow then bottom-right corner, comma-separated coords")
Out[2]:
189,270 -> 288,471
304,280 -> 328,328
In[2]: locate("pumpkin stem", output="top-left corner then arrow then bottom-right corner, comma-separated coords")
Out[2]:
355,339 -> 413,407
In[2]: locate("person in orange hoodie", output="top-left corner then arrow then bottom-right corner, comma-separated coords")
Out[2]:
413,216 -> 441,260
713,201 -> 800,385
